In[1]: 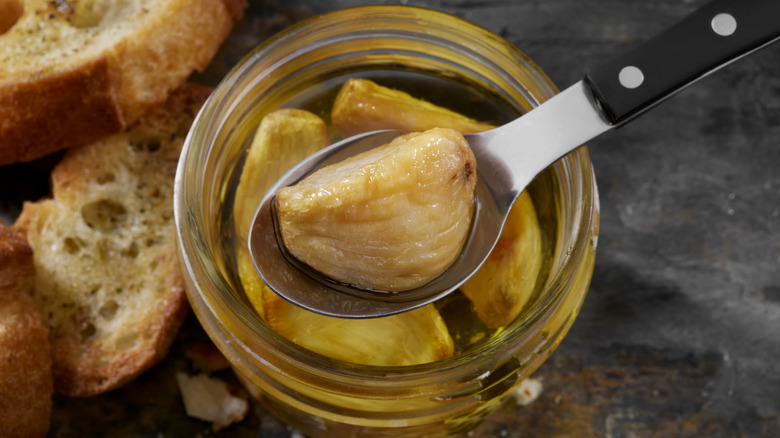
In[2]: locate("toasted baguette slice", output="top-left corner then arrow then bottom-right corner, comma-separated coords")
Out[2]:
13,84 -> 212,397
0,223 -> 53,438
0,0 -> 244,165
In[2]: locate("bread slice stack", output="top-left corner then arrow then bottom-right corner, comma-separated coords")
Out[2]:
0,0 -> 244,165
13,83 -> 212,397
0,0 -> 246,403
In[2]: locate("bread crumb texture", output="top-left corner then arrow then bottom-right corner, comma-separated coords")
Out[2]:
0,0 -> 244,164
13,84 -> 212,397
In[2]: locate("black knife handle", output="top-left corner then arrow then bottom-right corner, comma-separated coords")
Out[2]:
585,0 -> 780,125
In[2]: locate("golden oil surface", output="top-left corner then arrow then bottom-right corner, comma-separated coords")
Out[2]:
221,69 -> 559,359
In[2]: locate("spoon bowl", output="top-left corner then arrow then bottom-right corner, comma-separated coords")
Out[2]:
249,130 -> 490,318
249,82 -> 609,318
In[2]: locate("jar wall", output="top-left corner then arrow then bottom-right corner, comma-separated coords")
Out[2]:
175,6 -> 599,437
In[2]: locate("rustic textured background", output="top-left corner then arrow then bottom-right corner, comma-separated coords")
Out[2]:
2,0 -> 778,436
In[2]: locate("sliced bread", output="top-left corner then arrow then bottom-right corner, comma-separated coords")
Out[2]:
0,0 -> 244,165
13,83 -> 212,397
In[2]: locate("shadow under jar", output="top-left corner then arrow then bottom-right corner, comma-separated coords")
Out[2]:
175,5 -> 599,438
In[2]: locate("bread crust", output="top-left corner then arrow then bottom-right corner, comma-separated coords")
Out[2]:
0,224 -> 53,438
13,84 -> 212,397
0,58 -> 124,164
0,0 -> 245,166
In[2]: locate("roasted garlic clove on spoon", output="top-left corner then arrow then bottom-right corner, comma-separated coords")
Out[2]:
275,127 -> 477,292
331,78 -> 545,326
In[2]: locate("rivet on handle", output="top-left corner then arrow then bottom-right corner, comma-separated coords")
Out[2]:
618,65 -> 644,89
711,13 -> 737,36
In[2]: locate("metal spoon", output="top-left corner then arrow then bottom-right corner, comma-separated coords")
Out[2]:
250,0 -> 780,318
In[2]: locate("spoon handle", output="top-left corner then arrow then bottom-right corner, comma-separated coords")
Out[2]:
585,0 -> 780,125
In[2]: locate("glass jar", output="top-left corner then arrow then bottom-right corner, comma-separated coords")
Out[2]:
174,5 -> 599,437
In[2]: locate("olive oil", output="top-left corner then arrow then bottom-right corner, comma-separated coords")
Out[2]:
223,68 -> 558,360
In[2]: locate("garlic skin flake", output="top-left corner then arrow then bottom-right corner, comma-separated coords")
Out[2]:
176,372 -> 249,431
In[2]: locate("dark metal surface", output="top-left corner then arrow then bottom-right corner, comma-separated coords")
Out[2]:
2,0 -> 777,436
